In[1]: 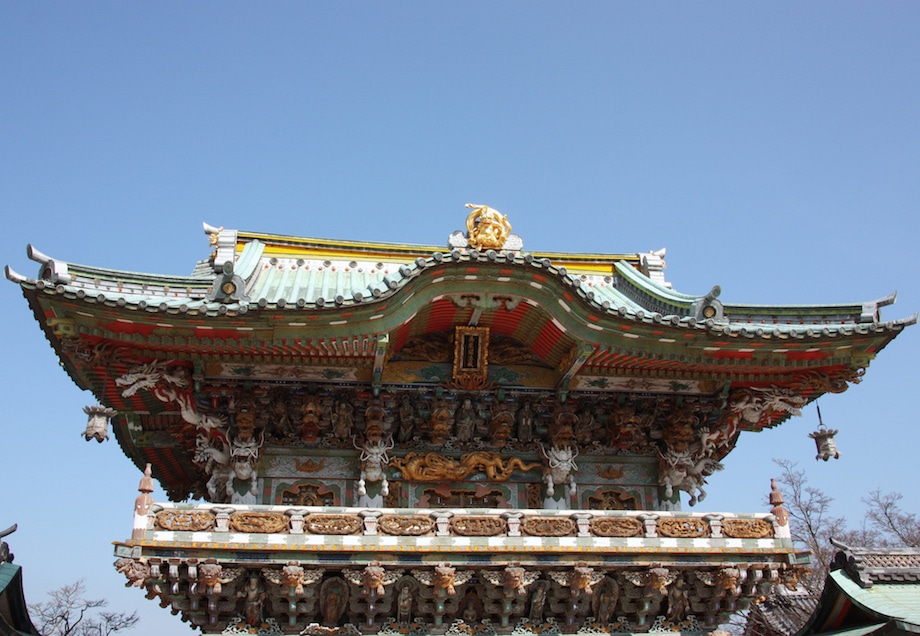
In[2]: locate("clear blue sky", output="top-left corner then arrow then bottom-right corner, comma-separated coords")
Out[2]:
2,4 -> 918,633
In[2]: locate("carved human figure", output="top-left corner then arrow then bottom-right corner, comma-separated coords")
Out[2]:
397,396 -> 416,443
517,401 -> 534,444
594,579 -> 619,625
238,574 -> 266,626
320,578 -> 348,627
456,398 -> 476,443
397,585 -> 414,623
333,401 -> 354,442
575,407 -> 595,447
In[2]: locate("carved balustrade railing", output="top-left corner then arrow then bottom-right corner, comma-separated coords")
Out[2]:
116,505 -> 801,634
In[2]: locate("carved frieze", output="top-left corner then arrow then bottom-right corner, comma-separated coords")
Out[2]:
230,512 -> 288,534
657,518 -> 709,538
304,515 -> 363,535
721,518 -> 773,539
449,516 -> 507,537
520,517 -> 576,537
156,509 -> 215,532
378,515 -> 435,536
589,517 -> 643,537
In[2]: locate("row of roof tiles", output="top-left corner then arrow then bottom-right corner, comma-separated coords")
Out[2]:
6,242 -> 915,339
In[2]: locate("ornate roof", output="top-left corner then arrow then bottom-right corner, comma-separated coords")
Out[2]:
5,210 -> 915,499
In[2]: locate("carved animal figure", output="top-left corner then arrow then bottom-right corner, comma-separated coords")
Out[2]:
356,426 -> 394,497
115,557 -> 149,588
115,361 -> 188,397
659,450 -> 724,506
541,443 -> 578,498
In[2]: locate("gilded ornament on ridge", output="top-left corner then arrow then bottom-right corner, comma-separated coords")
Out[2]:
464,204 -> 512,251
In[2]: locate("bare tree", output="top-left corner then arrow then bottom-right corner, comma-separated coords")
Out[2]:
863,489 -> 920,547
29,580 -> 139,636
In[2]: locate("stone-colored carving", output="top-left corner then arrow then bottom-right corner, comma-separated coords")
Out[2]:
589,517 -> 643,537
721,519 -> 773,539
520,517 -> 576,537
464,203 -> 512,251
229,512 -> 287,534
115,361 -> 189,397
657,518 -> 709,538
450,516 -> 507,537
356,423 -> 394,497
83,405 -> 116,442
730,386 -> 807,428
115,557 -> 149,588
378,515 -> 435,536
304,514 -> 363,535
540,443 -> 578,498
156,510 -> 215,532
659,449 -> 723,506
390,451 -> 539,482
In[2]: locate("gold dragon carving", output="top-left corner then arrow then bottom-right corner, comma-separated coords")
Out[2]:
389,451 -> 540,482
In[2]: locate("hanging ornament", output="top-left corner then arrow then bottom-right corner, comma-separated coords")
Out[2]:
83,405 -> 117,442
808,403 -> 840,461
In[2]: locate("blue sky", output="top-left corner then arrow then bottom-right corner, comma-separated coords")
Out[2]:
2,4 -> 918,633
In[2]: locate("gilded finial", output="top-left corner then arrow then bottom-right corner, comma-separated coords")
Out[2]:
465,204 -> 512,251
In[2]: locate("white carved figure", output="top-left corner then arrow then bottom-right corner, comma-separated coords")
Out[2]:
356,423 -> 394,497
731,386 -> 807,426
115,361 -> 187,397
83,405 -> 116,442
541,443 -> 578,498
659,449 -> 724,506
